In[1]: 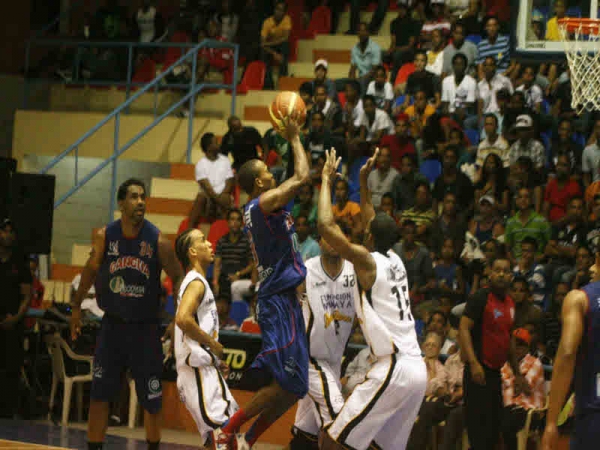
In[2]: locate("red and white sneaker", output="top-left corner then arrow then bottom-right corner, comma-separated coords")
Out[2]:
211,427 -> 235,450
235,433 -> 251,450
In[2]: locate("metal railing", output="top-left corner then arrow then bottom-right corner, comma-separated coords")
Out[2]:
35,38 -> 239,223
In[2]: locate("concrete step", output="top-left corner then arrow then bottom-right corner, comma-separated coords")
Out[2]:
170,163 -> 196,180
151,178 -> 198,200
297,34 -> 389,63
289,62 -> 350,79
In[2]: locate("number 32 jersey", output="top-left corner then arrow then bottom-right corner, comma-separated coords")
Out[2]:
359,250 -> 421,358
303,257 -> 358,366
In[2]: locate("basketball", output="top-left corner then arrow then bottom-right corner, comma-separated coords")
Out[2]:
268,91 -> 307,134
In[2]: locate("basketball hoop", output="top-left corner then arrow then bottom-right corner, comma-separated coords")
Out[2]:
558,18 -> 600,114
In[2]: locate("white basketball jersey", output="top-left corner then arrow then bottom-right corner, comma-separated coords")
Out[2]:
175,270 -> 219,368
303,257 -> 358,366
357,251 -> 421,358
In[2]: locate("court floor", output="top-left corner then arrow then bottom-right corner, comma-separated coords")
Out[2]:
0,420 -> 283,450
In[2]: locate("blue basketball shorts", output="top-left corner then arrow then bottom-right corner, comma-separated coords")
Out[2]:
90,316 -> 164,414
251,289 -> 309,398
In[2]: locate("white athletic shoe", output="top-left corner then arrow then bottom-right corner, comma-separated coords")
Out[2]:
235,433 -> 251,450
212,427 -> 235,450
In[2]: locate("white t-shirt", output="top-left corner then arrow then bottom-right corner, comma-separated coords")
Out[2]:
366,81 -> 394,110
582,144 -> 600,182
194,154 -> 234,194
426,49 -> 444,76
359,109 -> 395,142
442,74 -> 477,113
137,7 -> 157,42
477,74 -> 514,114
516,84 -> 544,109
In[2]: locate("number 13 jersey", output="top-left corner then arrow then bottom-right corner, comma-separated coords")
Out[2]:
359,251 -> 421,358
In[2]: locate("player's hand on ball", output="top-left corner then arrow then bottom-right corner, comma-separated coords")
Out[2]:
281,117 -> 300,141
360,147 -> 379,180
322,148 -> 342,181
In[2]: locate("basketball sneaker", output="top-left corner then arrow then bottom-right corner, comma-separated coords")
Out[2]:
212,427 -> 235,450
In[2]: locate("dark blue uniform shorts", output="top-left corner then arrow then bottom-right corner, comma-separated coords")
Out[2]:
90,315 -> 163,414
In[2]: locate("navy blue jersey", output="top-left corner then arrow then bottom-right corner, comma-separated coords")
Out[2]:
243,197 -> 306,298
96,219 -> 162,321
576,281 -> 600,415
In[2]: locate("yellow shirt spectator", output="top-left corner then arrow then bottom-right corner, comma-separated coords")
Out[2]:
261,15 -> 292,43
546,17 -> 560,41
405,104 -> 436,138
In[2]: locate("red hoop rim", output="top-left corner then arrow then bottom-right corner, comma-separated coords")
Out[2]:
558,18 -> 600,34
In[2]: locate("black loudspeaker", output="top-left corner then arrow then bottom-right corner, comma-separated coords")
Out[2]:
9,173 -> 56,255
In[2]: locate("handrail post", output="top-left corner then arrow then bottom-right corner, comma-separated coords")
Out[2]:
187,48 -> 198,164
125,43 -> 133,113
110,113 -> 120,224
231,43 -> 239,116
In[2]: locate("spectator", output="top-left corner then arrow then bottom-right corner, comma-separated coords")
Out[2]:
386,0 -> 420,82
543,153 -> 582,224
430,191 -> 467,257
551,65 -> 576,122
505,187 -> 551,262
240,294 -> 260,334
358,95 -> 395,144
133,0 -> 166,43
507,157 -> 544,212
298,82 -> 315,119
582,119 -> 600,188
341,80 -> 365,141
476,16 -> 511,75
295,214 -> 321,262
0,218 -> 32,419
438,351 -> 466,450
549,119 -> 583,178
189,132 -> 234,227
509,114 -> 546,173
503,91 -> 536,140
401,50 -> 441,107
586,193 -> 600,253
469,195 -> 505,246
310,84 -> 343,135
367,146 -> 399,208
349,22 -> 382,94
466,238 -> 503,295
366,65 -> 394,113
393,219 -> 436,302
544,196 -> 587,286
305,112 -> 334,165
442,22 -> 478,78
391,153 -> 429,212
432,145 -> 475,216
511,276 -> 543,330
478,56 -> 514,118
404,90 -> 437,140
434,237 -> 466,299
540,281 -> 567,359
379,192 -> 399,223
401,182 -> 436,244
513,237 -> 548,308
474,153 -> 510,213
344,0 -> 389,35
341,347 -> 376,398
216,295 -> 239,331
563,245 -> 593,289
332,179 -> 361,231
237,0 -> 262,62
406,331 -> 449,450
213,209 -> 254,301
516,65 -> 543,113
481,89 -> 512,142
260,0 -> 292,89
194,19 -> 235,87
420,0 -> 451,49
92,0 -> 127,40
380,115 -> 417,171
291,183 -> 317,227
426,310 -> 457,354
426,28 -> 446,77
221,116 -> 263,172
213,0 -> 238,42
458,256 -> 525,450
312,59 -> 338,101
477,114 -> 510,173
545,0 -> 566,41
441,53 -> 478,128
500,328 -> 546,450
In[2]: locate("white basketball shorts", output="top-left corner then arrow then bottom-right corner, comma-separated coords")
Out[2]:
327,354 -> 427,450
177,364 -> 238,442
294,358 -> 345,436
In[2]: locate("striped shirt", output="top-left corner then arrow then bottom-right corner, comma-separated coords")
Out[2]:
504,210 -> 551,259
476,35 -> 510,72
215,232 -> 252,278
501,354 -> 545,410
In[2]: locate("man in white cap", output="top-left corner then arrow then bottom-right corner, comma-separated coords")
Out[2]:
508,114 -> 546,174
312,59 -> 338,102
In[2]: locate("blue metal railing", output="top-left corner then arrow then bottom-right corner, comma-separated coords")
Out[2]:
36,38 -> 239,223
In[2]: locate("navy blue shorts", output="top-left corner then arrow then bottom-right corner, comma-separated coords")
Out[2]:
251,290 -> 309,398
90,316 -> 163,414
573,412 -> 600,448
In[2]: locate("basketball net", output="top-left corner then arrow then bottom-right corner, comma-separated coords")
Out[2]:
558,20 -> 600,114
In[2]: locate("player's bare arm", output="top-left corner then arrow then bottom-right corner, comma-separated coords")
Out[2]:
70,227 -> 106,340
318,149 -> 376,291
259,119 -> 310,213
542,289 -> 587,450
175,279 -> 224,359
359,148 -> 379,230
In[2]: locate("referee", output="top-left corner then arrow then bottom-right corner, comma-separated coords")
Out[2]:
0,218 -> 32,418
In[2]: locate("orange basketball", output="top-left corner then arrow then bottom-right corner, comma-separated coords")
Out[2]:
268,91 -> 307,134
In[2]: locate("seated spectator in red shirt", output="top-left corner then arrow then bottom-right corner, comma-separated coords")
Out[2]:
379,114 -> 416,171
196,19 -> 234,85
543,154 -> 582,224
240,295 -> 260,334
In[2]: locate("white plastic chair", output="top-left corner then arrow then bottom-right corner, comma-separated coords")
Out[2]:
45,333 -> 93,425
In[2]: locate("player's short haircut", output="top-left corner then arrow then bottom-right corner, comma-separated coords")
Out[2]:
227,208 -> 242,220
370,212 -> 399,254
238,159 -> 264,195
117,178 -> 146,201
200,132 -> 215,153
452,52 -> 467,66
175,228 -> 196,270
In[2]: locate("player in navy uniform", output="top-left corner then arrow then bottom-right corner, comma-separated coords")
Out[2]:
214,118 -> 310,449
70,179 -> 183,450
542,252 -> 600,449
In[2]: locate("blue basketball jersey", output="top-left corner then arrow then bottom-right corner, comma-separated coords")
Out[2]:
243,197 -> 306,298
96,219 -> 163,321
576,281 -> 600,415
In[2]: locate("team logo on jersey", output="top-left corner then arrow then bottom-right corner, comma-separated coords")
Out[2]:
493,309 -> 504,319
107,241 -> 119,256
109,276 -> 125,294
93,364 -> 103,379
324,310 -> 353,328
314,281 -> 326,288
109,256 -> 150,278
139,241 -> 154,258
